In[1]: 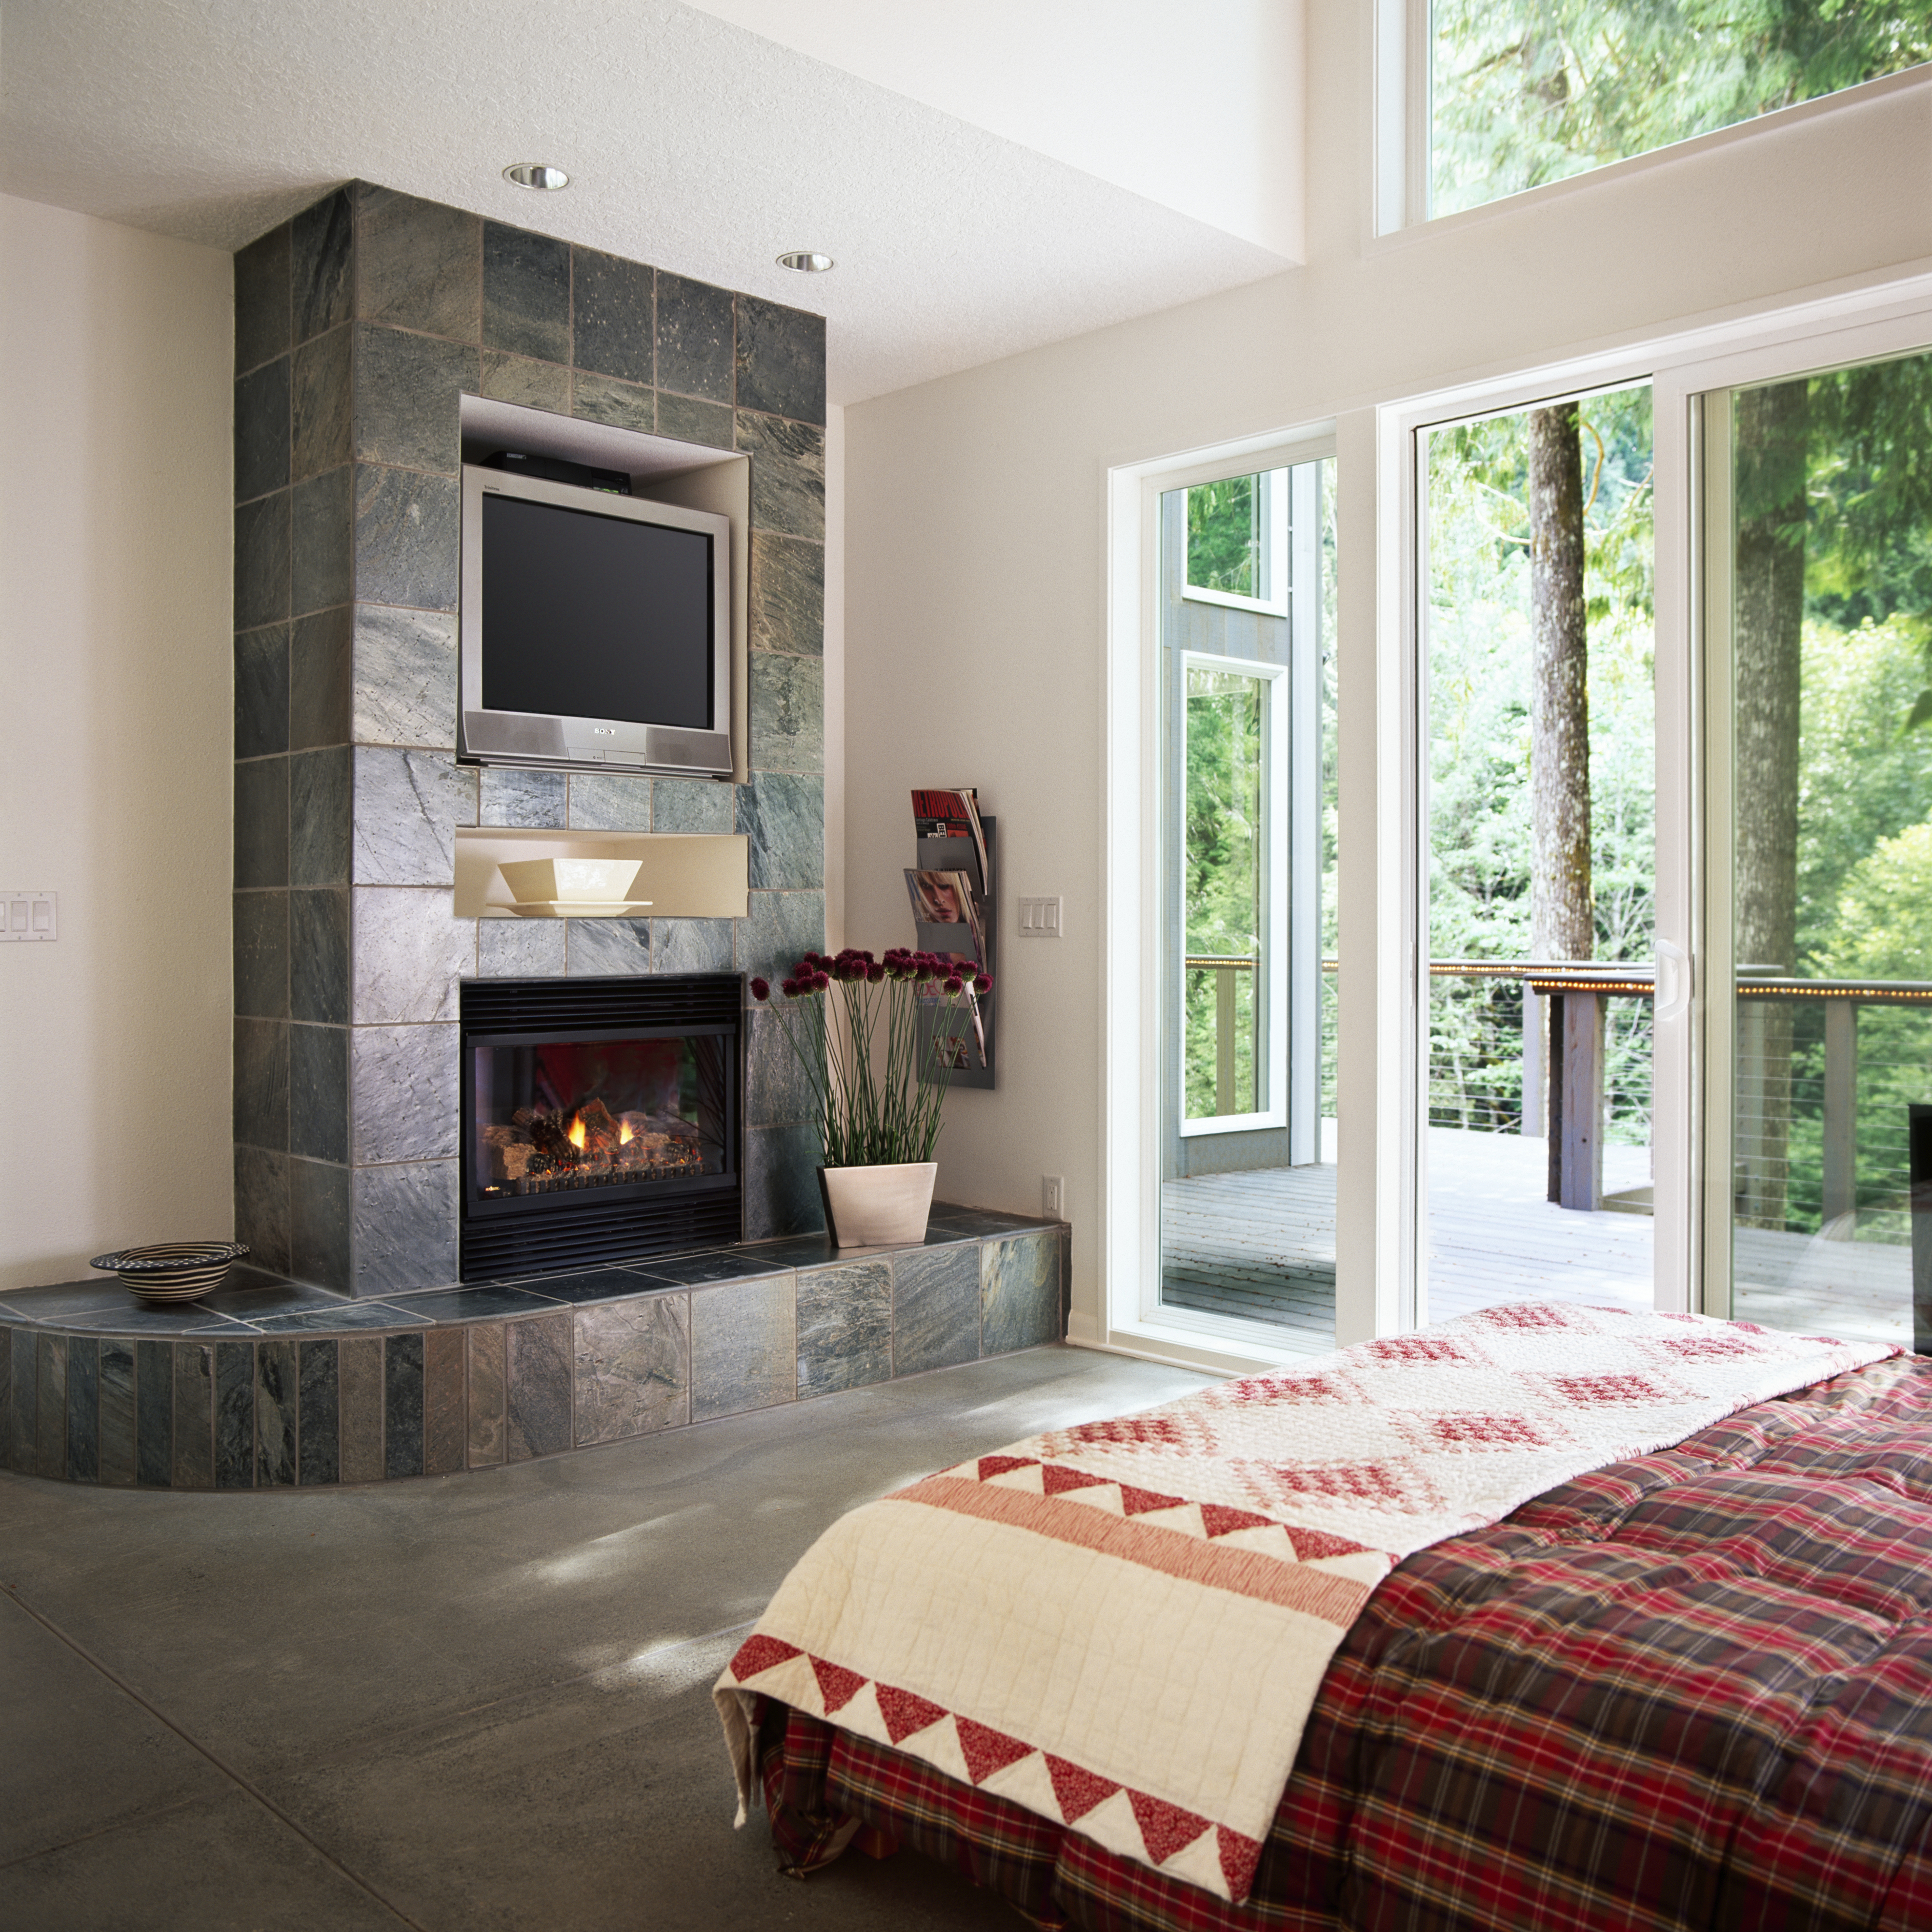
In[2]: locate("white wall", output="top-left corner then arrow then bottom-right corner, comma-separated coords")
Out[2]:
842,3 -> 1932,1339
0,195 -> 232,1289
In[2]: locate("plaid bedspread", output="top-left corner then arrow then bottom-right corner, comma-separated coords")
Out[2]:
752,1351 -> 1932,1932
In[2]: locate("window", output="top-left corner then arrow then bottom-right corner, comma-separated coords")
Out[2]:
1394,0 -> 1932,225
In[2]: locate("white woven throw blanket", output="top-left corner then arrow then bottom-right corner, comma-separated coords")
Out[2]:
716,1303 -> 1891,1904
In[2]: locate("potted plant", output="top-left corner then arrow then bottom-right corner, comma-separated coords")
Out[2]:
751,948 -> 993,1246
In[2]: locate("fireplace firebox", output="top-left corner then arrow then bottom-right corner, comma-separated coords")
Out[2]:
458,974 -> 743,1280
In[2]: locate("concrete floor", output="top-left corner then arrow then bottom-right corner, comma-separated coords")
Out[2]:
0,1343 -> 1211,1932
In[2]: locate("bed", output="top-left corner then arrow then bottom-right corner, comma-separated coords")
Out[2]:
715,1305 -> 1932,1931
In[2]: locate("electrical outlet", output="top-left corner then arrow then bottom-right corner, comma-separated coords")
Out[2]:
1042,1174 -> 1065,1220
1018,895 -> 1063,937
0,893 -> 57,942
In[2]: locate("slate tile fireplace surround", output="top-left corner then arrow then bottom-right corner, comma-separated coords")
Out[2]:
231,181 -> 829,1295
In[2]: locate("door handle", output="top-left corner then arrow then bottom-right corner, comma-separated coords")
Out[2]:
1656,940 -> 1691,1023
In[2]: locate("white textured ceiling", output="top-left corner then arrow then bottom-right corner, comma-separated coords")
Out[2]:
0,0 -> 1293,404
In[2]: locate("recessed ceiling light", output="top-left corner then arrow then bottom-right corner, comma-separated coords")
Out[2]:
777,251 -> 834,273
503,163 -> 569,191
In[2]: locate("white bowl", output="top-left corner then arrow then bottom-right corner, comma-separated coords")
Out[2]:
498,857 -> 645,905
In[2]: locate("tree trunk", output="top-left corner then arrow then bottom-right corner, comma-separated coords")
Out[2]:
1529,401 -> 1592,965
1732,381 -> 1808,1229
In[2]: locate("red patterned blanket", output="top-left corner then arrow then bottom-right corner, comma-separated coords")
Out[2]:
751,1350 -> 1932,1931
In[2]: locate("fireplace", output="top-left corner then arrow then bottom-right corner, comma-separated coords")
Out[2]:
458,974 -> 744,1280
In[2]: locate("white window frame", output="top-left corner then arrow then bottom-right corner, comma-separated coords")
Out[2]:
1179,469 -> 1290,617
1176,649 -> 1290,1138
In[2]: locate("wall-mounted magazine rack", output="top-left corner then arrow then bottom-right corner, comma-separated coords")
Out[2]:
907,789 -> 995,1090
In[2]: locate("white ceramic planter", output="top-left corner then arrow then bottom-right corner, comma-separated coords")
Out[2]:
818,1162 -> 939,1248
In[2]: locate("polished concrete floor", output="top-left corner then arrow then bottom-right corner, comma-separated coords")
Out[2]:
0,1343 -> 1211,1932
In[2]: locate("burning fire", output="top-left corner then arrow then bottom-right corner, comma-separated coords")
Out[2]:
568,1115 -> 587,1152
619,1119 -> 633,1146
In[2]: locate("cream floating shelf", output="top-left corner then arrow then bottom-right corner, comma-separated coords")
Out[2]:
454,828 -> 749,921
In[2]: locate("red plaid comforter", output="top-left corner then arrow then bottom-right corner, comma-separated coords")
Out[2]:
753,1352 -> 1932,1931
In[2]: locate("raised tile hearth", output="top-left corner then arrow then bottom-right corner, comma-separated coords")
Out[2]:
0,1209 -> 1066,1490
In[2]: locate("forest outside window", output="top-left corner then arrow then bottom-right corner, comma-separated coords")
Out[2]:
1405,0 -> 1932,225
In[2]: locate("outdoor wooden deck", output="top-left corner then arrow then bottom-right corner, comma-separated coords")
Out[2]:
1161,1125 -> 1911,1353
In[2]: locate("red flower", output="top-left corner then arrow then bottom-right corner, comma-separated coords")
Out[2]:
750,977 -> 771,1001
780,978 -> 799,997
975,974 -> 993,994
944,976 -> 963,995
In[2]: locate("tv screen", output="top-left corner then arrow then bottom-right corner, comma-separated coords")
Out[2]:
478,494 -> 714,730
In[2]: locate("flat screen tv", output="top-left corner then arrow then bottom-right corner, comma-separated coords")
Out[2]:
458,463 -> 733,778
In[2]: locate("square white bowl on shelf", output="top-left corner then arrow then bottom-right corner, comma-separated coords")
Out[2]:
496,857 -> 651,918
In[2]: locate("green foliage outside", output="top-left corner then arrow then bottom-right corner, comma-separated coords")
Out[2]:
1188,475 -> 1263,600
1431,0 -> 1932,217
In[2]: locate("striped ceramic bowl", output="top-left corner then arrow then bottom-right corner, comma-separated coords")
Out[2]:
89,1242 -> 250,1304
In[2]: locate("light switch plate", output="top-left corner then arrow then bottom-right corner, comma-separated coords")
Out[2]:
1017,895 -> 1063,938
1,893 -> 56,942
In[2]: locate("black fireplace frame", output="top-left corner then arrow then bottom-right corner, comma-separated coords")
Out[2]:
457,973 -> 745,1281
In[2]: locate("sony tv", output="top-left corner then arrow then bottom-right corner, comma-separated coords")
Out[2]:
458,463 -> 733,778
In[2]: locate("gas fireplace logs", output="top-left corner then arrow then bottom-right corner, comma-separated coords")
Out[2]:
478,1106 -> 705,1198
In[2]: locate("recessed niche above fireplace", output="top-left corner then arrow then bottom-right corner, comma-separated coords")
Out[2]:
459,975 -> 744,1279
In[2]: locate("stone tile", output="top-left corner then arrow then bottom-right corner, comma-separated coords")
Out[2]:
55,1307 -> 254,1339
424,1325 -> 465,1475
293,187 -> 354,342
234,1016 -> 289,1150
689,1273 -> 795,1421
651,918 -> 734,974
235,623 -> 289,759
745,1005 -> 813,1128
490,1267 -> 639,1305
748,651 -> 824,773
235,755 -> 289,889
483,222 -> 570,363
478,766 -> 567,828
235,890 -> 289,1019
355,465 -> 460,612
751,532 -> 824,657
235,221 -> 291,375
391,1284 -> 560,1321
350,1158 -> 458,1292
65,1335 -> 97,1481
99,1338 -> 135,1485
566,770 -> 653,831
571,247 -> 653,384
352,887 -> 473,1023
235,355 -> 290,502
290,1155 -> 352,1292
291,464 -> 354,618
298,1337 -> 339,1483
288,1025 -> 348,1163
339,1335 -> 384,1481
477,918 -> 566,977
256,1337 -> 298,1485
740,890 -> 825,987
214,1340 -> 256,1488
735,295 -> 826,425
31,1335 -> 64,1477
234,1146 -> 290,1279
653,272 -> 735,405
629,1249 -> 791,1289
171,1340 -> 214,1488
292,323 -> 352,482
235,491 -> 290,631
254,1302 -> 426,1334
565,919 -> 652,977
135,1338 -> 171,1486
0,1328 -> 24,1478
290,745 -> 352,886
738,412 -> 825,540
739,771 -> 824,889
796,1258 -> 891,1396
506,1312 -> 572,1460
891,1243 -> 982,1376
478,351 -> 571,412
355,325 -> 476,474
980,1231 -> 1064,1355
466,1321 -> 506,1467
359,194 -> 480,340
384,1331 -> 425,1478
350,1025 -> 457,1163
651,777 -> 735,833
290,605 -> 352,749
353,605 -> 458,749
574,1295 -> 689,1444
353,746 -> 476,883
926,1204 -> 1056,1236
291,888 -> 350,1025
570,371 -> 654,432
199,1278 -> 342,1319
654,392 -> 735,450
745,1121 -> 826,1243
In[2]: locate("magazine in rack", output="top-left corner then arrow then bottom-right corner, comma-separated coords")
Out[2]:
908,788 -> 994,1085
